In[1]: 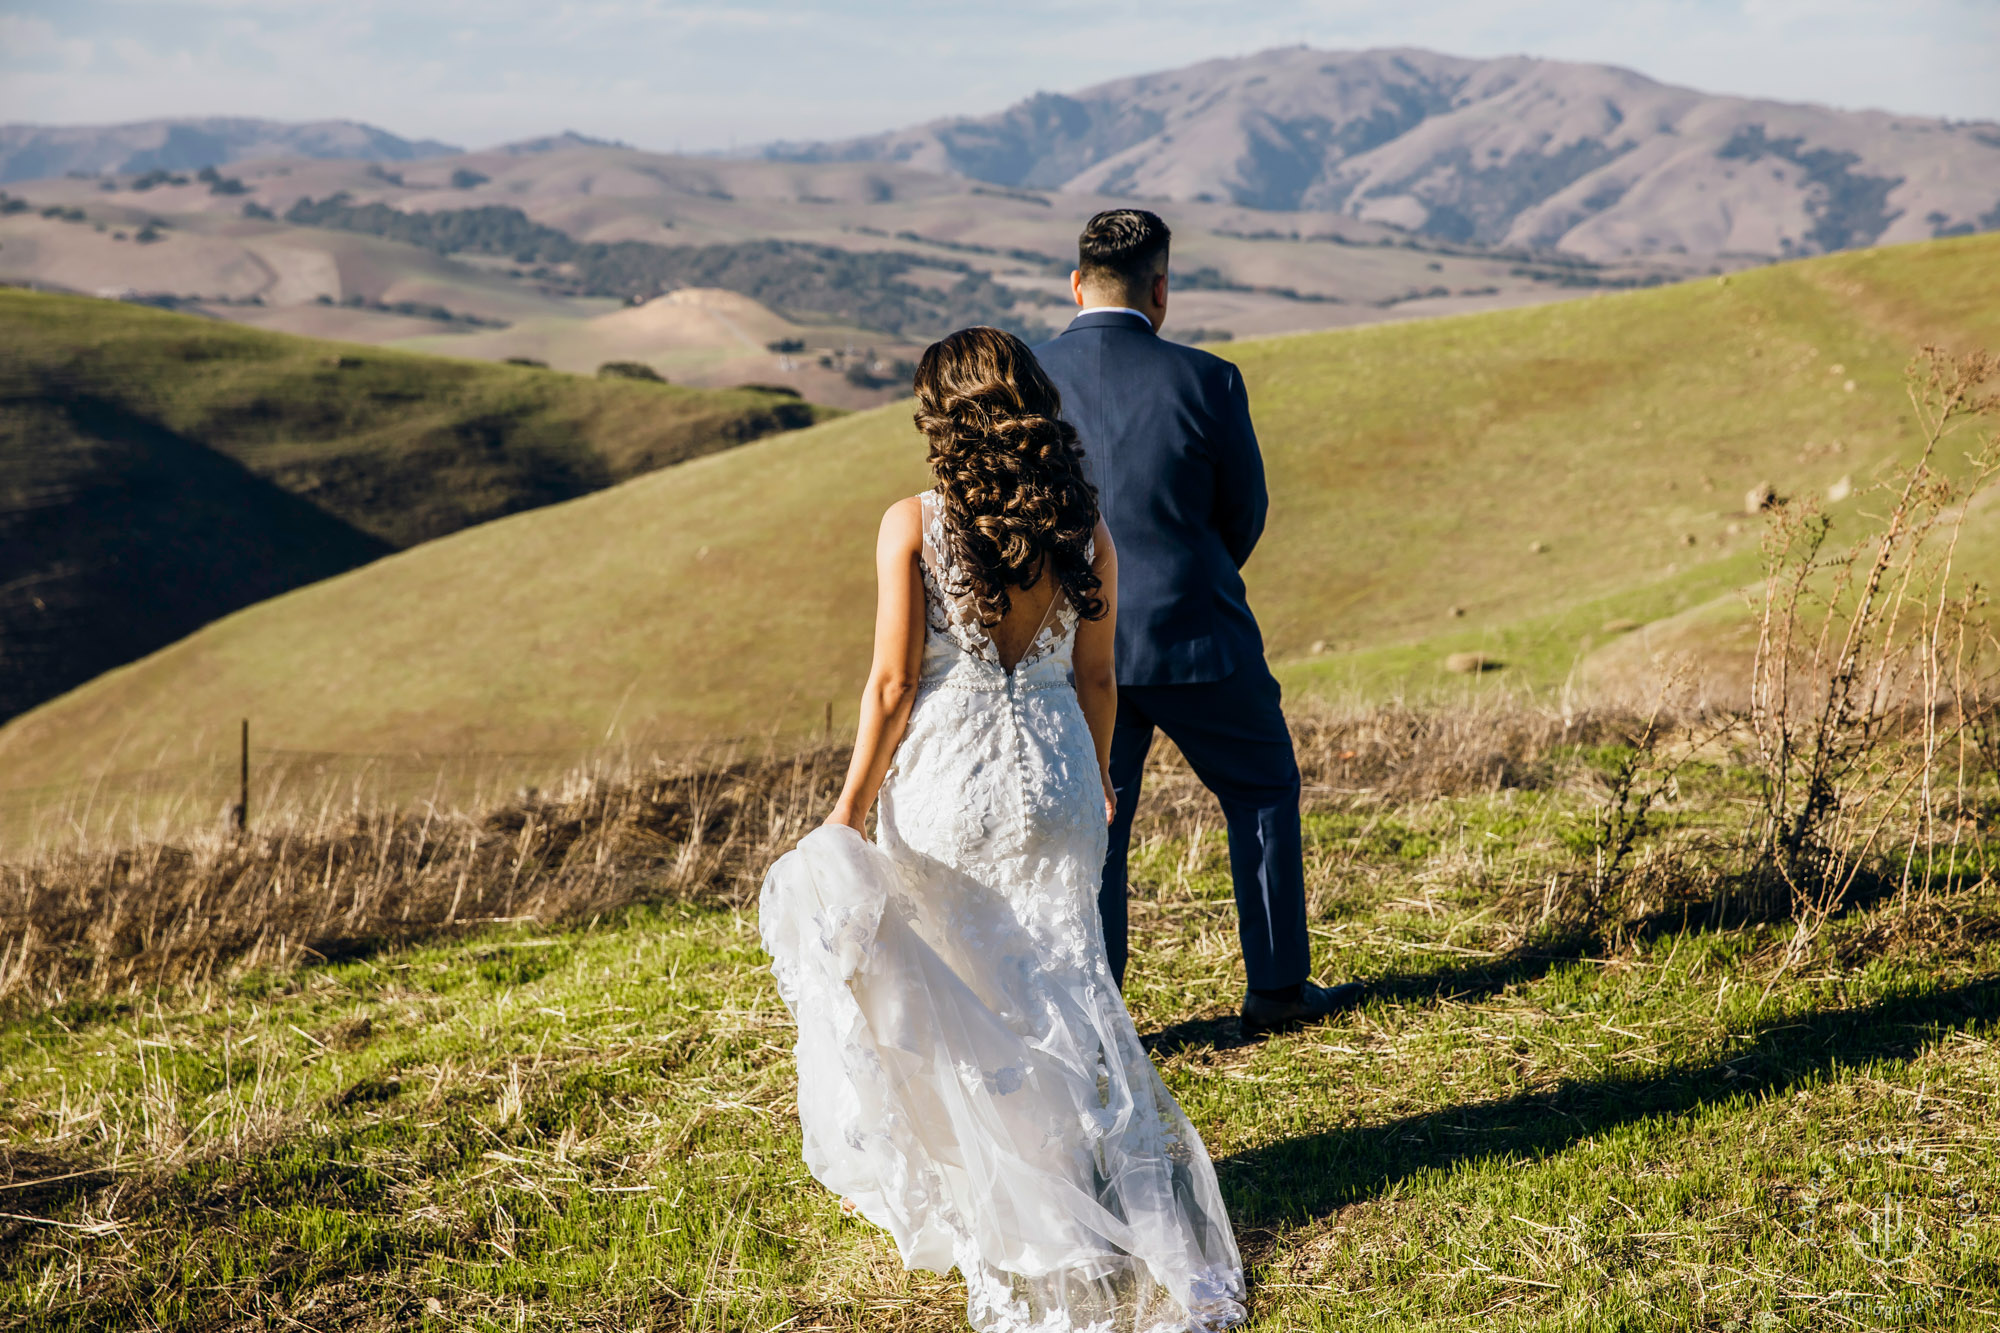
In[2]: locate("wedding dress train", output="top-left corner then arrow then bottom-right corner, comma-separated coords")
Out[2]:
761,492 -> 1248,1332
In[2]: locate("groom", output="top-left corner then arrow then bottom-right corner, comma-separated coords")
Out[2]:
1033,209 -> 1361,1037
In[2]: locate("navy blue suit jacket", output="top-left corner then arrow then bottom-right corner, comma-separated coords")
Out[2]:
1033,310 -> 1268,686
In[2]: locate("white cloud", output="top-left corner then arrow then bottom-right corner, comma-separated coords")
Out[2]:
0,13 -> 95,69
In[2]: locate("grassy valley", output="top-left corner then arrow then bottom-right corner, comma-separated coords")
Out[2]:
389,288 -> 907,406
0,289 -> 827,723
1,233 -> 1995,846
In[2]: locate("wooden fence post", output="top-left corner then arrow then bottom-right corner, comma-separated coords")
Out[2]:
236,718 -> 249,834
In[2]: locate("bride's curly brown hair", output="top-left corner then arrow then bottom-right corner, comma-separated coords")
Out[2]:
913,327 -> 1106,627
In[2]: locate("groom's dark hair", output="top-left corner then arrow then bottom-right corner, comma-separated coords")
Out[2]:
1078,209 -> 1170,292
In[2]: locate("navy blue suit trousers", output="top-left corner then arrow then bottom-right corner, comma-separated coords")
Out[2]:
1102,662 -> 1311,994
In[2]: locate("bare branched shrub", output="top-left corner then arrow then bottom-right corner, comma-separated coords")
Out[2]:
1563,658 -> 1724,932
1583,664 -> 1689,888
1748,345 -> 2000,968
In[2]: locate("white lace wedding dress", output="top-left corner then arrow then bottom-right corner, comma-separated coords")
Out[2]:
761,491 -> 1247,1333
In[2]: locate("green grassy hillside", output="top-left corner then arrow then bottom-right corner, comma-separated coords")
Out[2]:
3,235 -> 1997,828
0,289 -> 830,719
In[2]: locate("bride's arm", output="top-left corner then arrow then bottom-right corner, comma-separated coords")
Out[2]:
1072,521 -> 1120,823
825,497 -> 927,833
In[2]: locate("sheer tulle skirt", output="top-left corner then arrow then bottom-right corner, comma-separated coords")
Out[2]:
761,819 -> 1248,1332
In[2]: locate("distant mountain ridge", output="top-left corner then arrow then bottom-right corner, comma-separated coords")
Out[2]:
762,46 -> 2000,260
0,117 -> 459,184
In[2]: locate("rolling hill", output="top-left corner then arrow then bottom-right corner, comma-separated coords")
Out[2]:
0,117 -> 458,183
389,287 -> 912,407
0,138 -> 1697,408
765,46 -> 2000,259
0,288 -> 828,722
4,232 -> 1996,845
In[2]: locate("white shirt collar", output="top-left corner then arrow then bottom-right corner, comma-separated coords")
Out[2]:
1071,305 -> 1155,328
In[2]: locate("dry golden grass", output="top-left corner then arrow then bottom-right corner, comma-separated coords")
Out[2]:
0,700 -> 1629,1015
0,745 -> 845,1012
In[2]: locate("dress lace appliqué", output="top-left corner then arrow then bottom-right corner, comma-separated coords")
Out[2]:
760,491 -> 1247,1332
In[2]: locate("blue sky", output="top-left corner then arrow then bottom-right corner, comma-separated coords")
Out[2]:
1,1 -> 1995,149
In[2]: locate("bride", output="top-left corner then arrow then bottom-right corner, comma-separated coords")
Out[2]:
760,326 -> 1248,1332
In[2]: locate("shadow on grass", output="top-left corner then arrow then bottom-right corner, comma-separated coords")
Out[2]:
0,1148 -> 115,1233
1140,864 -> 1970,1059
1626,864 -> 1909,942
1142,927 -> 1601,1057
1215,974 -> 2000,1233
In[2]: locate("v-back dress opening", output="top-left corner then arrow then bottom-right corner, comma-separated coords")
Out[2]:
761,490 -> 1248,1333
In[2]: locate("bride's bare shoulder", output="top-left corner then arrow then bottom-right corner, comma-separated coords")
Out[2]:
877,495 -> 925,551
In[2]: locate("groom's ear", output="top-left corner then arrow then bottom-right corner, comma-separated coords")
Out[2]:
1070,270 -> 1086,307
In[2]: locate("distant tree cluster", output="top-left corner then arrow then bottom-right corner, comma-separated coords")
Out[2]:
1171,264 -> 1340,304
309,291 -> 509,328
821,348 -> 918,390
450,169 -> 490,189
1716,124 -> 1900,254
282,195 -> 1059,340
198,165 -> 248,196
1502,265 -> 1669,290
850,224 -> 1065,271
597,361 -> 665,382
